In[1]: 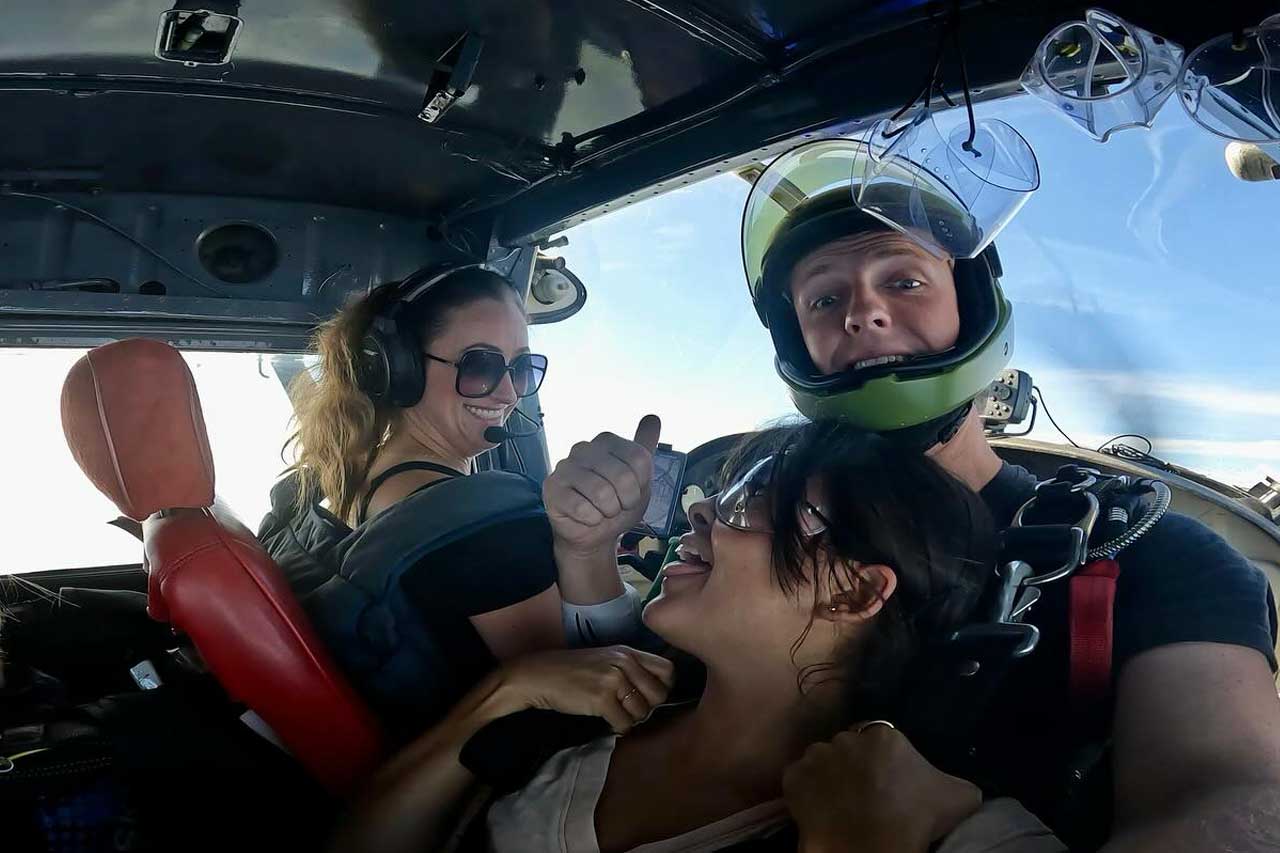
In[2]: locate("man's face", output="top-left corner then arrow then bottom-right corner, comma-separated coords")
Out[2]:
788,231 -> 961,375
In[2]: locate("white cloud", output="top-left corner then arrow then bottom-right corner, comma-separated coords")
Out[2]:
1147,438 -> 1280,460
1034,368 -> 1280,418
1065,431 -> 1280,462
1052,432 -> 1280,487
652,222 -> 698,243
1009,289 -> 1106,315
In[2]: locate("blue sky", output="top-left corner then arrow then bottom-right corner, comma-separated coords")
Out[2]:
533,93 -> 1280,487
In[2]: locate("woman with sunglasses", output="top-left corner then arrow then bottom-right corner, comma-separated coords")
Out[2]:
331,421 -> 1065,853
269,267 -> 563,700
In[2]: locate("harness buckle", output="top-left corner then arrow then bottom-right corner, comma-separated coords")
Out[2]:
1009,483 -> 1101,587
948,620 -> 1041,663
938,559 -> 1044,681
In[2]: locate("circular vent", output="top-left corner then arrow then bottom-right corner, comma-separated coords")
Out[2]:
196,222 -> 279,285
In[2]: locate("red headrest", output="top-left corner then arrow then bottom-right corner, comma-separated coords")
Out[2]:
61,339 -> 216,521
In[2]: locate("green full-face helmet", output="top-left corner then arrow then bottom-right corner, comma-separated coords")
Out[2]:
742,135 -> 1026,447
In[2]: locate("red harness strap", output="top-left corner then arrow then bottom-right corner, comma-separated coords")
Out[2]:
1069,557 -> 1121,710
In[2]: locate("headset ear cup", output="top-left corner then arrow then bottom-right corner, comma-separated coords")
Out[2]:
388,335 -> 425,407
379,302 -> 426,408
354,284 -> 402,403
356,329 -> 392,402
354,292 -> 427,407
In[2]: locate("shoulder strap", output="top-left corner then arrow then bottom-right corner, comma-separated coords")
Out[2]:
1011,467 -> 1168,718
1069,557 -> 1121,715
358,461 -> 465,525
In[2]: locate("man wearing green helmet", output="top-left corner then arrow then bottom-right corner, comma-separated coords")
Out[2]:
742,138 -> 1015,449
745,138 -> 1280,851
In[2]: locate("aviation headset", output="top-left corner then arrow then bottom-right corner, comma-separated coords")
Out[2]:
355,263 -> 506,408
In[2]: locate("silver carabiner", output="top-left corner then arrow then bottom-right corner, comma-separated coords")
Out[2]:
1010,490 -> 1101,587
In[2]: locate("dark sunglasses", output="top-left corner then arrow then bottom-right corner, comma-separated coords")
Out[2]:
424,350 -> 548,399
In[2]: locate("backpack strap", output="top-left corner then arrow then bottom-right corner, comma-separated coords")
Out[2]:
358,461 -> 465,525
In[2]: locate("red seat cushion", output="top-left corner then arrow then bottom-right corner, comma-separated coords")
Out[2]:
145,505 -> 383,793
62,339 -> 385,795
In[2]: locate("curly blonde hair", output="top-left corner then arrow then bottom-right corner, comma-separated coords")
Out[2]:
284,270 -> 521,523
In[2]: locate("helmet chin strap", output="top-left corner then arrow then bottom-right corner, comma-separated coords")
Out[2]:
881,400 -> 974,453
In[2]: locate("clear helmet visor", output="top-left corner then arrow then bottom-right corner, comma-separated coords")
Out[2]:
742,139 -> 867,293
1178,15 -> 1280,144
1020,8 -> 1184,142
856,113 -> 1040,260
742,129 -> 1037,292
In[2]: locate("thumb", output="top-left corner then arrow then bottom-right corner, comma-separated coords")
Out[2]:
633,414 -> 662,454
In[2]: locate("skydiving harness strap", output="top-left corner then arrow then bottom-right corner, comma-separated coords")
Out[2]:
904,466 -> 1172,768
1008,465 -> 1173,714
976,465 -> 1172,849
1069,557 -> 1121,709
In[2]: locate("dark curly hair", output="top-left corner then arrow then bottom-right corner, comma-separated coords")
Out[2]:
719,419 -> 998,725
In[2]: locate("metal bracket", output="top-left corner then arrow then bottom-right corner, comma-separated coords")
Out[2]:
419,32 -> 485,124
1011,487 -> 1100,587
155,3 -> 244,67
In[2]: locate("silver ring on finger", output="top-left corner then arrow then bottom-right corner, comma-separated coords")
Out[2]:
619,687 -> 640,704
856,719 -> 895,734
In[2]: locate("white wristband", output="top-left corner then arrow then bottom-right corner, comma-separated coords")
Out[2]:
563,584 -> 642,647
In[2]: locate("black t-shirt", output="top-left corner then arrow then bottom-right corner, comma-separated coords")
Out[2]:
972,462 -> 1278,848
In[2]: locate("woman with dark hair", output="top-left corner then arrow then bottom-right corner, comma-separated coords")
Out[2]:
330,421 -> 1065,852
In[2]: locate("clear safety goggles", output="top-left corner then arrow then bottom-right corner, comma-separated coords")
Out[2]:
714,455 -> 831,537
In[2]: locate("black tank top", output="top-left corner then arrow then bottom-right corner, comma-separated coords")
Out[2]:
356,461 -> 465,526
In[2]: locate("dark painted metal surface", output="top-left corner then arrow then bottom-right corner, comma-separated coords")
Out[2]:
0,0 -> 745,207
0,192 -> 458,299
486,0 -> 1280,242
697,0 -> 920,45
618,0 -> 772,62
0,189 -> 472,348
4,1 -> 1269,226
0,0 -> 948,219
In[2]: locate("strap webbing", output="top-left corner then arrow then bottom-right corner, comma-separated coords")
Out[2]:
358,461 -> 464,525
1069,557 -> 1121,711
